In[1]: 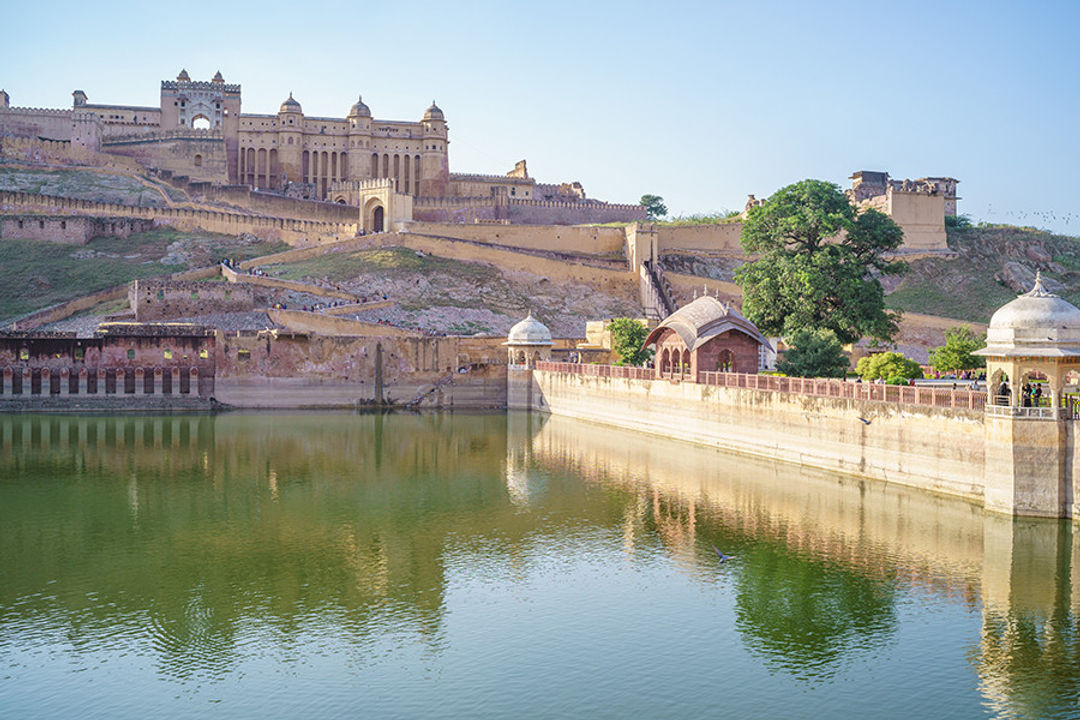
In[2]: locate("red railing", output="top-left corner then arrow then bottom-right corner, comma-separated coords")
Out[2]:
534,362 -> 987,411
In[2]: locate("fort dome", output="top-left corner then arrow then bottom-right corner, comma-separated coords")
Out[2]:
212,71 -> 225,83
423,101 -> 444,121
280,93 -> 302,114
976,273 -> 1080,358
644,296 -> 772,353
505,313 -> 552,346
348,95 -> 371,117
177,69 -> 190,82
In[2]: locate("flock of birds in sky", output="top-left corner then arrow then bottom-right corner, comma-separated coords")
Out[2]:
982,205 -> 1076,232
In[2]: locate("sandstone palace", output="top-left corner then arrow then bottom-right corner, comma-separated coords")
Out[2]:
0,70 -> 646,229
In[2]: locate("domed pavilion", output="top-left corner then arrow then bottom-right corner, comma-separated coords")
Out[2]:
504,313 -> 553,368
974,272 -> 1080,415
643,296 -> 773,380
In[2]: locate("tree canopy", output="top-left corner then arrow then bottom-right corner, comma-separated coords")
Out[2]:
639,194 -> 668,221
776,327 -> 849,378
735,179 -> 907,345
608,318 -> 653,366
928,325 -> 986,375
855,352 -> 923,384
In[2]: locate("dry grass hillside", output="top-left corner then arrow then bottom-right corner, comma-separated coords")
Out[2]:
262,246 -> 640,337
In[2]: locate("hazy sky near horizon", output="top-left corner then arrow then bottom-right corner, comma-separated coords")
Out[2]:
3,0 -> 1078,233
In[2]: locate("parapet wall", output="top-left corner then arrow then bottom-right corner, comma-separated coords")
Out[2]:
658,223 -> 745,254
0,107 -> 75,143
506,198 -> 647,225
0,190 -> 358,245
521,369 -> 987,504
399,221 -> 626,255
166,176 -> 359,223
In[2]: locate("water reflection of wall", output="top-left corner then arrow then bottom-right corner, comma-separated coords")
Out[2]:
523,413 -> 1080,710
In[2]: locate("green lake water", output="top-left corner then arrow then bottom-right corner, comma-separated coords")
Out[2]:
1,411 -> 1079,719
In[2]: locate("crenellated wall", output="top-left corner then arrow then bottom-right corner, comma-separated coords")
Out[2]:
0,190 -> 358,244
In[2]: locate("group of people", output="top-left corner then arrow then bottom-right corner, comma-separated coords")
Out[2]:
995,380 -> 1048,407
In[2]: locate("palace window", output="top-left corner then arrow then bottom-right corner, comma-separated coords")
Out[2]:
127,349 -> 135,359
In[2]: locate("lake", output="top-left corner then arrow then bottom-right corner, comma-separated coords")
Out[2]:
0,412 -> 1077,719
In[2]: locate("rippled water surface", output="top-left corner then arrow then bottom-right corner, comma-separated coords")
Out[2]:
1,412 -> 1079,718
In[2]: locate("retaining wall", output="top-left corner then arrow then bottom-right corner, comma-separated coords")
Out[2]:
399,221 -> 626,255
517,368 -> 988,503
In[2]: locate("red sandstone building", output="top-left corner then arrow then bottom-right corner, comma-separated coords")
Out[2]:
644,297 -> 773,379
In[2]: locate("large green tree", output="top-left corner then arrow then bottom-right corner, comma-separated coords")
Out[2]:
607,318 -> 653,366
639,194 -> 668,221
735,180 -> 907,345
928,325 -> 986,375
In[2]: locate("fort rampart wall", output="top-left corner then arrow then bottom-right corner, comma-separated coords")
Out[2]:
0,137 -> 142,173
0,215 -> 155,244
506,198 -> 647,225
222,265 -> 356,300
0,190 -> 358,244
515,367 -> 989,504
399,221 -> 626,255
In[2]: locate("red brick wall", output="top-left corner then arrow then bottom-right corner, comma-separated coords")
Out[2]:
694,330 -> 761,376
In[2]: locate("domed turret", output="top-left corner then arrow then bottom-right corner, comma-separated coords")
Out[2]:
177,69 -> 191,82
504,313 -> 554,367
423,100 -> 444,122
212,70 -> 225,84
977,273 -> 1080,358
279,92 -> 302,114
348,95 -> 371,118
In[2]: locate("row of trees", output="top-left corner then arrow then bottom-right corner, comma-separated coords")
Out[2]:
615,182 -> 987,379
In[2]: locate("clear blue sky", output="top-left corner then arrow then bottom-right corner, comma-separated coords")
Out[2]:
3,0 -> 1078,233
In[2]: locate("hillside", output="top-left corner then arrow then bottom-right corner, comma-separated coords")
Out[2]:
0,229 -> 288,321
885,224 -> 1080,323
262,246 -> 640,337
0,166 -> 184,206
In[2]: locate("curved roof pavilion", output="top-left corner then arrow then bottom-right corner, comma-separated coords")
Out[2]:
644,296 -> 773,353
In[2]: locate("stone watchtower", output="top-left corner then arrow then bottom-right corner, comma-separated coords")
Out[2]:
975,273 -> 1080,517
419,101 -> 449,197
346,96 -> 372,181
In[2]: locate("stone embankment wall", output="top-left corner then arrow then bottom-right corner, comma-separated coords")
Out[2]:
214,331 -> 507,409
0,190 -> 358,245
515,368 -> 987,504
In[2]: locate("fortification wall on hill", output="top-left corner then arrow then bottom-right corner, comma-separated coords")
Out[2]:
0,137 -> 143,172
162,175 -> 359,223
0,107 -> 74,142
0,190 -> 358,245
129,278 -> 254,321
658,223 -> 745,253
506,198 -> 646,225
103,135 -> 228,183
399,221 -> 626,255
0,215 -> 154,244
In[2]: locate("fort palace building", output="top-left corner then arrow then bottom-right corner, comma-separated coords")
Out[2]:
0,70 -> 646,228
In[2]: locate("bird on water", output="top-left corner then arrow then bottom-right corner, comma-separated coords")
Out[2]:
713,546 -> 737,563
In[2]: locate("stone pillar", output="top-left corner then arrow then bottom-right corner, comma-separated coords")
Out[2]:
171,368 -> 181,394
2,368 -> 11,395
97,368 -> 107,394
78,369 -> 88,395
153,367 -> 162,395
134,368 -> 144,395
40,369 -> 50,396
59,368 -> 69,396
984,414 -> 1069,518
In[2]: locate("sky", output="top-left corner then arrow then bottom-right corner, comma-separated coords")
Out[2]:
2,0 -> 1078,233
